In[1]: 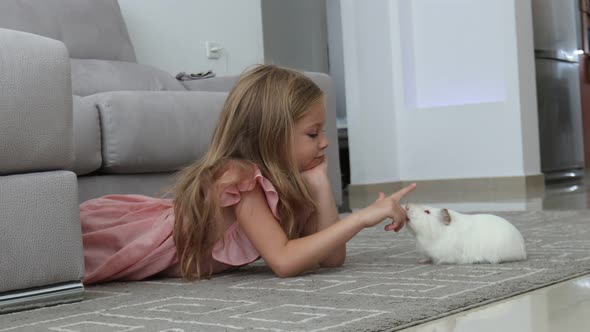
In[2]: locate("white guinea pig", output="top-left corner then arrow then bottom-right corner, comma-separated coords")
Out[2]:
404,204 -> 527,264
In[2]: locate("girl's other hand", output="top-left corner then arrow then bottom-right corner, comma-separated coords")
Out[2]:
301,156 -> 329,188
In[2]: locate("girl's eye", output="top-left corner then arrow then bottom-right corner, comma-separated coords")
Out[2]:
307,133 -> 318,138
424,210 -> 430,214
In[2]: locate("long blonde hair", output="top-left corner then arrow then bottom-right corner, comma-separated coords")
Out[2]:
173,64 -> 323,280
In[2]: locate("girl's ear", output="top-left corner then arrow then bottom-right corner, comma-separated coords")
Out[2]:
441,208 -> 451,225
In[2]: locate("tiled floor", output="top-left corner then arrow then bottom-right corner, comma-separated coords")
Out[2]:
398,274 -> 590,332
342,174 -> 590,332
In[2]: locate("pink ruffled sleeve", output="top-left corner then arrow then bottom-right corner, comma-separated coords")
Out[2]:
211,167 -> 279,266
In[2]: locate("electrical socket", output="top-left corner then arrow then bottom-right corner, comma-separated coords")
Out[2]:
206,41 -> 223,59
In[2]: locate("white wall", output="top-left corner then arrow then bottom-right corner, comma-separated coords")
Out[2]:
341,0 -> 541,185
341,0 -> 401,184
118,0 -> 264,76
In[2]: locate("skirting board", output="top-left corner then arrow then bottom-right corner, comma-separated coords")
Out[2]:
348,174 -> 545,209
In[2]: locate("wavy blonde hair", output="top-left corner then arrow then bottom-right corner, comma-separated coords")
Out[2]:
173,64 -> 323,280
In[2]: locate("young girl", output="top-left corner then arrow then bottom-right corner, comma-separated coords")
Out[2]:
81,64 -> 416,284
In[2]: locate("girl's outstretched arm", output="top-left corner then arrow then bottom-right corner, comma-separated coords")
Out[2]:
235,184 -> 363,277
234,182 -> 416,278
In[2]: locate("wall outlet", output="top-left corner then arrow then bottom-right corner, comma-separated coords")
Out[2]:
206,41 -> 223,59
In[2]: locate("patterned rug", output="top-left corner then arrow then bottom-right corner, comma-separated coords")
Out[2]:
1,210 -> 589,332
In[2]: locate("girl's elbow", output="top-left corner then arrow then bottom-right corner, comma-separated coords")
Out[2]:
320,256 -> 345,268
272,263 -> 299,278
320,249 -> 347,268
328,260 -> 346,268
269,258 -> 304,278
274,270 -> 296,279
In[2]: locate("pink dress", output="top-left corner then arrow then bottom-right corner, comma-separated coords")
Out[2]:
81,167 -> 280,285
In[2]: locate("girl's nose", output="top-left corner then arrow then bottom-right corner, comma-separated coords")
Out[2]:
320,133 -> 329,150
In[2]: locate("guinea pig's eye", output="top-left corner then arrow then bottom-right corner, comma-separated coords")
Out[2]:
424,210 -> 431,214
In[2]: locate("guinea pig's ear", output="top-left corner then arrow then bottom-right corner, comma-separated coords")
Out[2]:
441,208 -> 451,225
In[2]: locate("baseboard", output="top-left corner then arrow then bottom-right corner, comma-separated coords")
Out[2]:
0,281 -> 85,314
348,174 -> 545,208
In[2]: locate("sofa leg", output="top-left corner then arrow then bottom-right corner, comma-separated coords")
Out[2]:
0,281 -> 84,314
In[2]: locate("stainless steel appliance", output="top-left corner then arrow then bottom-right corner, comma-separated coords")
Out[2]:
532,0 -> 586,181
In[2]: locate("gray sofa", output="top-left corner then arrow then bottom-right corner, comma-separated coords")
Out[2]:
0,0 -> 342,313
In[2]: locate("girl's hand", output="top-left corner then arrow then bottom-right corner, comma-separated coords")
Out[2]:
301,156 -> 329,189
357,184 -> 417,231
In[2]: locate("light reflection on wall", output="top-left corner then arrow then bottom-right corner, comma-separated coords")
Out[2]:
398,0 -> 508,109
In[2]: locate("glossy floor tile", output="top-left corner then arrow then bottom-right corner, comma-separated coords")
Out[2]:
398,274 -> 590,332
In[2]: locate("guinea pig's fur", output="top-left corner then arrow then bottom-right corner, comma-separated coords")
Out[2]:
405,204 -> 526,264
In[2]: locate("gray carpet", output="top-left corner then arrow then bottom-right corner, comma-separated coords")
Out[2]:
1,210 -> 590,332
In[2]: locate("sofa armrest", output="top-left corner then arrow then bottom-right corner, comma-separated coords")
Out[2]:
0,28 -> 73,175
183,72 -> 343,205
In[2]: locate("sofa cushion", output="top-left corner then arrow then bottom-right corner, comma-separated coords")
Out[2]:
71,59 -> 186,97
93,91 -> 227,173
0,0 -> 136,62
69,96 -> 102,175
0,28 -> 73,175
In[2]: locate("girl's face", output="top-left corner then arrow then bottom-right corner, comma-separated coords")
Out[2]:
292,100 -> 329,171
